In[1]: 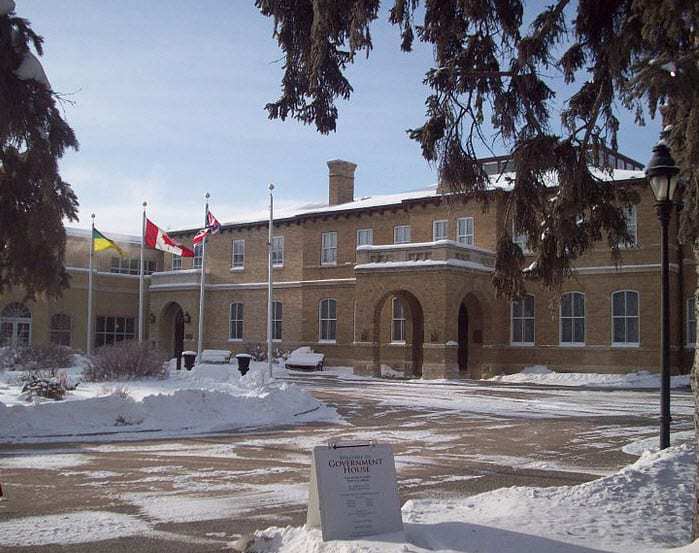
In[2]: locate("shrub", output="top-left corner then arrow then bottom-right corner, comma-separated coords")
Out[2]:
0,344 -> 73,371
84,341 -> 167,382
20,372 -> 68,401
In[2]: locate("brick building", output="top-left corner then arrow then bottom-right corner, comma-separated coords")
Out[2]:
1,153 -> 695,378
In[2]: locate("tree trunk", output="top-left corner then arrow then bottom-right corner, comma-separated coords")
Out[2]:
692,244 -> 699,540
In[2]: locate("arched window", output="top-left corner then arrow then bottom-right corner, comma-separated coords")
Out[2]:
272,301 -> 282,341
49,313 -> 72,347
560,292 -> 585,345
319,299 -> 337,342
391,297 -> 406,343
611,291 -> 639,346
511,295 -> 535,345
0,303 -> 32,347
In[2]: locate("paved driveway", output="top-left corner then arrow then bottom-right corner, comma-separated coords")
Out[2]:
0,371 -> 693,552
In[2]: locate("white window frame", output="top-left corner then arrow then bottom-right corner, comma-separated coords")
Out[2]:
391,297 -> 406,344
394,225 -> 411,244
0,303 -> 32,348
611,290 -> 640,347
457,217 -> 474,246
229,303 -> 244,341
432,220 -> 448,241
95,316 -> 135,348
511,295 -> 535,346
321,231 -> 338,266
231,239 -> 245,270
193,243 -> 203,269
271,236 -> 284,267
171,254 -> 182,271
512,220 -> 530,254
319,299 -> 337,343
356,228 -> 373,248
687,297 -> 696,349
620,206 -> 638,248
272,301 -> 282,341
560,292 -> 586,346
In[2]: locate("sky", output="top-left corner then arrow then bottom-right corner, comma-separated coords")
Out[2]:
21,0 -> 661,235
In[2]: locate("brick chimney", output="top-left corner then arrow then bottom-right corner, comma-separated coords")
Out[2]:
327,160 -> 357,206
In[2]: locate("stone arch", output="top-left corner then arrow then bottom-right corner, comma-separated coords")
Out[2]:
372,290 -> 424,378
159,302 -> 185,359
456,292 -> 485,378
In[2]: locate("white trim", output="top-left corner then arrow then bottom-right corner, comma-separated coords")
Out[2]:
559,291 -> 586,346
391,297 -> 406,343
356,228 -> 373,249
573,263 -> 680,275
321,231 -> 338,266
358,239 -> 493,255
610,290 -> 640,347
393,225 -> 411,244
272,235 -> 284,267
457,217 -> 475,246
319,298 -> 337,342
231,238 -> 245,270
229,302 -> 244,341
355,259 -> 494,273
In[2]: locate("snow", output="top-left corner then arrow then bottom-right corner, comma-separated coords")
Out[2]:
0,361 -> 340,444
14,52 -> 51,88
0,453 -> 91,470
488,366 -> 691,389
198,349 -> 232,363
250,444 -> 695,553
286,347 -> 325,369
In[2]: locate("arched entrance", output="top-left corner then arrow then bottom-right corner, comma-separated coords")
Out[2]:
159,302 -> 185,360
456,293 -> 484,378
372,290 -> 424,378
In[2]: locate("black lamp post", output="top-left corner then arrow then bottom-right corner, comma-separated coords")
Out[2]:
645,131 -> 680,450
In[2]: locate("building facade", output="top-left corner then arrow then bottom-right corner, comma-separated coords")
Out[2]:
1,155 -> 695,378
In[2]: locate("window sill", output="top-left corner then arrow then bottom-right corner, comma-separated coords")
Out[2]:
273,264 -> 284,269
318,340 -> 337,344
320,262 -> 338,267
227,338 -> 243,343
611,343 -> 640,348
559,342 -> 586,347
510,342 -> 535,347
390,341 -> 406,345
230,267 -> 245,272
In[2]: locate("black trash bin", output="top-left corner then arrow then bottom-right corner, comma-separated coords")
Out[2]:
182,351 -> 197,371
236,354 -> 252,376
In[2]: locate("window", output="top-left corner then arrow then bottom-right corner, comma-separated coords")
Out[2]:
612,291 -> 639,346
0,303 -> 31,347
432,220 -> 448,241
110,257 -> 157,275
95,316 -> 135,348
394,225 -> 411,244
49,313 -> 71,346
513,221 -> 529,253
560,292 -> 585,345
193,243 -> 203,269
319,299 -> 337,342
232,239 -> 245,269
321,231 -> 338,265
457,217 -> 474,246
391,297 -> 406,343
272,301 -> 282,341
229,303 -> 244,341
356,228 -> 373,248
511,295 -> 535,345
621,206 -> 638,247
687,297 -> 696,349
171,255 -> 182,271
272,236 -> 284,267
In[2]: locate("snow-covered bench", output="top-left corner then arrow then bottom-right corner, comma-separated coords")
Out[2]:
197,349 -> 232,364
285,347 -> 325,371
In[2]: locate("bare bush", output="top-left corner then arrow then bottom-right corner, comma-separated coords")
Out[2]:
0,344 -> 73,371
84,341 -> 167,382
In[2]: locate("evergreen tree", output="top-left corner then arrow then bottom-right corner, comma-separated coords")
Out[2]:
0,0 -> 78,299
256,0 -> 699,537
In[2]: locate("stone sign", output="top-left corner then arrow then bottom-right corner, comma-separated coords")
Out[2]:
306,441 -> 403,541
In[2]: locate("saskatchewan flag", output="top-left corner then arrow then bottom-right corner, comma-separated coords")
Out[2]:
93,228 -> 126,256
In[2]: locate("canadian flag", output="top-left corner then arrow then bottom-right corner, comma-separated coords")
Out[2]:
145,219 -> 194,257
192,211 -> 222,245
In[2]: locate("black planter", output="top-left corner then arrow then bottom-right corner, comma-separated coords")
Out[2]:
236,354 -> 252,375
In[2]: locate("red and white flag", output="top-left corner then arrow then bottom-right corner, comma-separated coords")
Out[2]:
192,211 -> 222,245
145,219 -> 194,257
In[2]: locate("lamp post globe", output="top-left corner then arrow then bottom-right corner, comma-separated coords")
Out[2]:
645,131 -> 680,451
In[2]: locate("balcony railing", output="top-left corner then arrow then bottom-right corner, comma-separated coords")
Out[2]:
149,268 -> 201,289
355,240 -> 495,271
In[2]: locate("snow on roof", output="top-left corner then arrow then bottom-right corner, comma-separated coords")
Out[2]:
201,167 -> 645,232
65,227 -> 141,245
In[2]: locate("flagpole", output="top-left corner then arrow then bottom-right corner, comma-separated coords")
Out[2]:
197,193 -> 210,360
267,184 -> 274,381
138,201 -> 147,343
87,213 -> 95,355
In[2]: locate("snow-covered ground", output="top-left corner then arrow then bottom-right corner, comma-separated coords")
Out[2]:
247,443 -> 696,553
487,365 -> 691,389
0,359 -> 340,444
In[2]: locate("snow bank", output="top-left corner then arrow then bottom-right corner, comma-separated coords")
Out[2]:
488,367 -> 690,389
0,362 -> 339,443
251,444 -> 695,553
